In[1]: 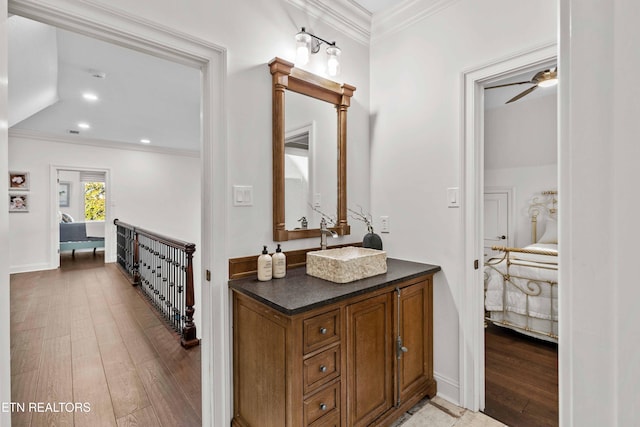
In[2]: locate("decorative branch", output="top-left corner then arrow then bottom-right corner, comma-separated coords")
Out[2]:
308,204 -> 337,225
348,205 -> 373,233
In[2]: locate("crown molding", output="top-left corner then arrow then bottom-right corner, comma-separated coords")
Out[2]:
371,0 -> 462,43
287,0 -> 371,46
9,129 -> 200,158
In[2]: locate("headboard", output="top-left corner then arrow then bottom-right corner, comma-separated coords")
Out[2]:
528,190 -> 558,243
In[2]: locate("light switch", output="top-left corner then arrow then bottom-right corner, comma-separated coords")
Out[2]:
233,185 -> 253,207
313,193 -> 321,207
447,187 -> 460,208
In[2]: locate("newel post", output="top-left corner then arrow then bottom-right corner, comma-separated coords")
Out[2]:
181,243 -> 198,348
133,229 -> 141,286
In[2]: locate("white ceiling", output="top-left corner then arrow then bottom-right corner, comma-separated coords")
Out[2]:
9,15 -> 201,152
351,0 -> 397,14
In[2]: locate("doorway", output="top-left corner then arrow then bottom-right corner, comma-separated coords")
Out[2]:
55,167 -> 108,269
459,43 -> 557,412
481,64 -> 559,425
5,0 -> 228,424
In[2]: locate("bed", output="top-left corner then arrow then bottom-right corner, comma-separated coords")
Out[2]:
59,221 -> 105,256
484,191 -> 558,343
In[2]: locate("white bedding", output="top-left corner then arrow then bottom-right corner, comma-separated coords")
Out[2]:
485,244 -> 558,324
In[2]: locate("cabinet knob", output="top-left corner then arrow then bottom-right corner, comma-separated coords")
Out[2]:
320,403 -> 327,411
319,327 -> 327,335
319,365 -> 327,373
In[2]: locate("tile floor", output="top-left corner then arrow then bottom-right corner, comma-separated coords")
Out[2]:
395,396 -> 507,427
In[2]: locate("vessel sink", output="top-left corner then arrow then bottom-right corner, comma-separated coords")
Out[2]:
306,247 -> 387,283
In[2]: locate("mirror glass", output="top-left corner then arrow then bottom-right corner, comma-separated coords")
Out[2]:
284,90 -> 337,231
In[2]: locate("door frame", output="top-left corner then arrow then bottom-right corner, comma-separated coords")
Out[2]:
6,1 -> 229,425
50,165 -> 112,268
459,43 -> 557,410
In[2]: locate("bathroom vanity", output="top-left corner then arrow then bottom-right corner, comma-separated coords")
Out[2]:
229,258 -> 440,427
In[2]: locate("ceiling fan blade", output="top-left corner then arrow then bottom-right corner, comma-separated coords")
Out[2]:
505,85 -> 538,104
485,81 -> 531,90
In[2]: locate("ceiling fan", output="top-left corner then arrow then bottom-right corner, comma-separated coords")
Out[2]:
485,68 -> 558,104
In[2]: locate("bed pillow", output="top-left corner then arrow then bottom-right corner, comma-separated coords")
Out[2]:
538,219 -> 557,244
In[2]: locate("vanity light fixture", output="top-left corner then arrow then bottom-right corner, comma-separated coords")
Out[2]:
295,27 -> 341,77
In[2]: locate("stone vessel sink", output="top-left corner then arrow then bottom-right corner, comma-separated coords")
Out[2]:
306,247 -> 387,283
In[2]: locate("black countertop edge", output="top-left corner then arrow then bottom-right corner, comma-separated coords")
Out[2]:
229,258 -> 441,316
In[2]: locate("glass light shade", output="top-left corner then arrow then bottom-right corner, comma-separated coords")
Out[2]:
326,46 -> 341,77
295,32 -> 311,66
538,78 -> 558,88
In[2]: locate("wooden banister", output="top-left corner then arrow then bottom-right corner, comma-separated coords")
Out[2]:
114,219 -> 199,348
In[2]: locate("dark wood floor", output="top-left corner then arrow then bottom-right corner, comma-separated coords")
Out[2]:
484,324 -> 558,427
10,251 -> 201,427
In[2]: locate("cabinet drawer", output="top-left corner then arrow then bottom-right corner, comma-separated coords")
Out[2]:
304,345 -> 341,393
304,381 -> 340,427
304,309 -> 340,353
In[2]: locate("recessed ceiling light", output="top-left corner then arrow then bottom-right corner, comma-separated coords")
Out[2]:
140,138 -> 151,144
83,92 -> 99,101
78,122 -> 91,129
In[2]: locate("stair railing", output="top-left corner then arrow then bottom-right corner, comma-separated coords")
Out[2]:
114,219 -> 198,348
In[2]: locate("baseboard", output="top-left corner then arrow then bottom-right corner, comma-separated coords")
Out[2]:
434,371 -> 460,406
10,263 -> 52,274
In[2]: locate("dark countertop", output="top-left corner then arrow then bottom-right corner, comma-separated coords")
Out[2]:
229,258 -> 441,316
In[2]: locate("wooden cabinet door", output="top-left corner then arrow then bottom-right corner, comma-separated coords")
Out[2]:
396,279 -> 433,403
346,292 -> 394,427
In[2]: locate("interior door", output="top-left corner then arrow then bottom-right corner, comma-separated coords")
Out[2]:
484,191 -> 509,260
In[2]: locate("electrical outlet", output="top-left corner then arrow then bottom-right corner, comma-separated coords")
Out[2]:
380,216 -> 390,233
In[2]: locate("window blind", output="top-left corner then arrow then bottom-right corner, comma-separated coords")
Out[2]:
79,171 -> 106,183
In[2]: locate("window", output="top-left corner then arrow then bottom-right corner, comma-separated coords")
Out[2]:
84,182 -> 105,221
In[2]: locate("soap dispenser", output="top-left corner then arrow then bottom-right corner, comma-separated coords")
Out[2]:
257,246 -> 272,281
272,244 -> 286,278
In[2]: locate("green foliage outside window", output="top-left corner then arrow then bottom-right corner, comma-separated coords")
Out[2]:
84,182 -> 106,221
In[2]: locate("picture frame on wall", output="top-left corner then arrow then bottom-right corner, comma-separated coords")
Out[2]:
59,182 -> 70,207
9,193 -> 29,212
9,171 -> 29,191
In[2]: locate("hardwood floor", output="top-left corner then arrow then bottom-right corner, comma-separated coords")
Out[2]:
484,324 -> 558,427
10,251 -> 201,427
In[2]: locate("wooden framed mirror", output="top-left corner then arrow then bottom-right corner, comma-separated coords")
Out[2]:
269,57 -> 356,241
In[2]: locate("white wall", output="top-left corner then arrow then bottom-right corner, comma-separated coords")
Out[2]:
485,93 -> 557,248
370,0 -> 557,402
8,135 -> 202,333
485,93 -> 557,170
79,0 -> 372,256
560,0 -> 640,425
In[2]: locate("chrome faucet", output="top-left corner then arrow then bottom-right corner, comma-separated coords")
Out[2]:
320,218 -> 338,250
